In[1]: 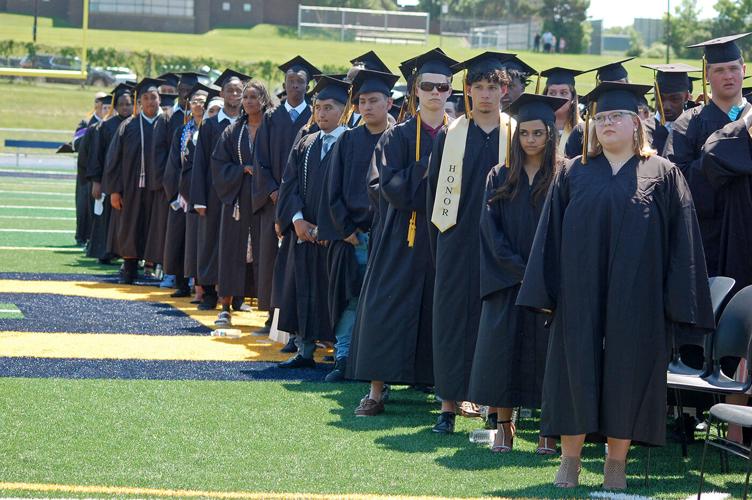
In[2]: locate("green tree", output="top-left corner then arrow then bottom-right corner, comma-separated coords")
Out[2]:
539,0 -> 590,53
665,0 -> 711,58
711,0 -> 752,57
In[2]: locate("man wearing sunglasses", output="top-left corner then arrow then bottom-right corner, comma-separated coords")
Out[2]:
348,49 -> 459,414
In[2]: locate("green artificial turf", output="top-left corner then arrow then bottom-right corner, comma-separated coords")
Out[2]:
0,378 -> 746,499
0,302 -> 23,318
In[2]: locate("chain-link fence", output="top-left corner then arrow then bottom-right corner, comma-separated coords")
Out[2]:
298,5 -> 429,45
439,17 -> 541,51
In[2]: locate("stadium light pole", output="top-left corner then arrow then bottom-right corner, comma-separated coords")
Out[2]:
32,0 -> 38,43
666,0 -> 670,63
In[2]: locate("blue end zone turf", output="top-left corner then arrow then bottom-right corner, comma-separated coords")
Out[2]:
0,357 -> 334,382
0,293 -> 211,335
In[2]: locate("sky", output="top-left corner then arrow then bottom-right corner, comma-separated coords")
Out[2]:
587,0 -> 718,28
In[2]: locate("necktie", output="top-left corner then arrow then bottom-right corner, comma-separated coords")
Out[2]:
289,108 -> 299,122
321,135 -> 332,159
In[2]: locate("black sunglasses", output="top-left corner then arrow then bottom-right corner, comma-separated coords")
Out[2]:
418,82 -> 451,92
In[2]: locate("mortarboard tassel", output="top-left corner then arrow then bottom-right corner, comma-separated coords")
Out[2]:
339,86 -> 356,127
505,115 -> 512,167
535,74 -> 541,95
407,112 -> 422,248
132,90 -> 138,117
463,70 -> 472,119
581,102 -> 595,165
702,56 -> 709,106
654,74 -> 666,126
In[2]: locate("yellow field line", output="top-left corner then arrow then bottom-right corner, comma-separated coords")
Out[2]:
0,482 -> 487,500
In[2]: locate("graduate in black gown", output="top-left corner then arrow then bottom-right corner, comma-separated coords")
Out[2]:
540,67 -> 585,157
253,56 -> 319,337
274,76 -> 350,367
190,69 -> 249,310
300,69 -> 397,372
103,77 -> 166,284
211,80 -> 275,325
500,55 -> 537,110
347,49 -> 458,414
468,94 -> 567,454
162,83 -> 212,297
640,63 -> 700,156
564,58 -> 632,158
702,113 -> 752,293
665,33 -> 752,277
517,82 -> 714,490
86,84 -> 133,263
426,52 -> 515,434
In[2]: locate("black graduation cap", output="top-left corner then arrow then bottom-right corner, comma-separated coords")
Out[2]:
349,50 -> 391,73
502,55 -> 537,76
400,48 -> 459,81
278,56 -> 320,81
178,71 -> 206,87
134,77 -> 165,96
642,63 -> 701,94
582,82 -> 653,113
111,82 -> 133,97
157,72 -> 180,88
451,51 -> 516,75
311,75 -> 351,105
159,93 -> 178,107
390,95 -> 405,120
540,67 -> 587,87
213,69 -> 252,88
688,76 -> 701,93
56,142 -> 75,154
351,69 -> 399,97
508,93 -> 568,124
100,95 -> 113,105
590,57 -> 634,82
687,33 -> 750,64
189,82 -> 220,101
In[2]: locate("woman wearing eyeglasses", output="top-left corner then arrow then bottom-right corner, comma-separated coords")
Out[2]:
517,82 -> 714,490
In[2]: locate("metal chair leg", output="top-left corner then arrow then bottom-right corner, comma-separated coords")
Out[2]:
644,447 -> 651,488
698,414 -> 713,500
745,445 -> 752,500
676,388 -> 689,458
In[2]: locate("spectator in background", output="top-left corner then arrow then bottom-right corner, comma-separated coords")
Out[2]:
551,35 -> 558,53
541,32 -> 554,53
558,37 -> 567,53
534,33 -> 541,52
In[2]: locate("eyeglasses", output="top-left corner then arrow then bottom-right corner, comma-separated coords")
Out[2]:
593,111 -> 634,126
418,81 -> 451,93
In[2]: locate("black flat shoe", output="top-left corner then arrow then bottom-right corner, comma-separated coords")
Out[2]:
254,324 -> 271,335
171,288 -> 191,298
324,358 -> 346,382
280,338 -> 298,353
278,354 -> 316,369
197,295 -> 218,310
432,412 -> 456,434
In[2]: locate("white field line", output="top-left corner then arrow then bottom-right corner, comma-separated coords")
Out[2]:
0,229 -> 74,234
0,205 -> 75,211
0,215 -> 75,221
0,246 -> 81,252
0,190 -> 70,196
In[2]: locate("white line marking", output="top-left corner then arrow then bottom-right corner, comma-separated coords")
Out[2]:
0,205 -> 75,211
0,128 -> 71,134
0,190 -> 70,196
0,228 -> 75,234
0,246 -> 81,252
0,169 -> 75,176
0,309 -> 20,313
0,215 -> 75,221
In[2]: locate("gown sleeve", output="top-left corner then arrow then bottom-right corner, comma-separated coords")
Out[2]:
426,127 -> 446,264
276,139 -> 305,234
189,120 -> 213,207
564,123 -> 584,159
515,164 -> 570,313
479,167 -> 527,298
85,124 -> 103,182
253,111 -> 278,206
664,165 -> 715,331
163,127 -> 183,200
211,124 -> 245,205
102,120 -> 126,196
150,116 -> 170,189
326,132 -> 357,239
379,124 -> 430,212
701,121 -> 752,189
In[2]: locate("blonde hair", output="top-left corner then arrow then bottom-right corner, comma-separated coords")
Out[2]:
586,113 -> 656,160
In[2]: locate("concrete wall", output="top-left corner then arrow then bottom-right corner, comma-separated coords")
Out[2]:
263,0 -> 299,27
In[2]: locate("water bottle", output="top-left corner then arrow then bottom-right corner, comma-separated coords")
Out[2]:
469,429 -> 496,445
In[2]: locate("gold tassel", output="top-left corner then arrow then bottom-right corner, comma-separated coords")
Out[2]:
339,87 -> 356,127
582,102 -> 595,164
505,115 -> 511,167
654,74 -> 666,126
407,113 -> 422,248
463,70 -> 472,119
702,56 -> 709,106
132,90 -> 138,117
535,74 -> 541,95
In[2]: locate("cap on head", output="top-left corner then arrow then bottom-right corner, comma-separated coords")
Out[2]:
278,56 -> 320,82
582,81 -> 653,114
641,63 -> 701,94
507,93 -> 568,124
687,33 -> 750,64
311,75 -> 352,105
157,72 -> 180,88
213,69 -> 252,88
351,69 -> 399,98
501,55 -> 538,77
590,58 -> 634,82
452,51 -> 516,76
189,82 -> 220,102
134,77 -> 165,97
540,67 -> 586,87
178,71 -> 206,87
400,48 -> 459,80
349,51 -> 391,74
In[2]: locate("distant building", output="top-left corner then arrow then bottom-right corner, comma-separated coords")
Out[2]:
1,0 -> 304,33
634,18 -> 664,48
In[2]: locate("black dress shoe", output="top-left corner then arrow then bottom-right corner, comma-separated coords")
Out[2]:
432,412 -> 456,434
278,355 -> 316,369
324,358 -> 346,382
280,337 -> 298,353
170,288 -> 191,298
197,295 -> 218,310
254,324 -> 271,335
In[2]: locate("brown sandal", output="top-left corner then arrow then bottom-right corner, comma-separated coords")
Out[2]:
603,458 -> 627,490
554,455 -> 581,488
491,420 -> 515,453
535,436 -> 558,455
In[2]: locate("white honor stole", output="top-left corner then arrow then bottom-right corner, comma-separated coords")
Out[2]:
430,112 -> 515,232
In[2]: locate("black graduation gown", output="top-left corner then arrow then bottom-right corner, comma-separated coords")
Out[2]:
426,121 -> 501,402
74,116 -> 98,244
275,131 -> 335,342
643,116 -> 670,156
347,117 -> 435,385
144,113 -> 171,264
563,121 -> 585,159
253,102 -> 312,311
665,100 -> 752,275
702,119 -> 752,293
318,125 -> 384,328
190,114 -> 235,286
516,154 -> 714,446
102,113 -> 158,259
162,126 -> 187,276
177,123 -> 199,279
467,166 -> 549,408
85,114 -> 125,260
211,119 -> 258,299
